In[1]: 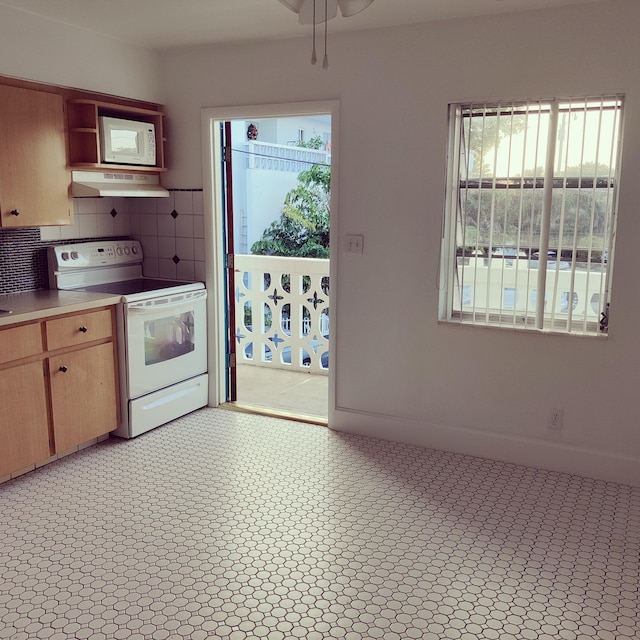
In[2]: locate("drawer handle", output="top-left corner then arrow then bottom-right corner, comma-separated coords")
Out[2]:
10,209 -> 20,216
59,366 -> 68,373
79,326 -> 88,333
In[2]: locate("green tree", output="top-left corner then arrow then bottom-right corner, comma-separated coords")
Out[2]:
464,111 -> 527,178
251,151 -> 330,258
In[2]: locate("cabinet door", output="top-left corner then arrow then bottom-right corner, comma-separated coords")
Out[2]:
0,85 -> 72,227
49,342 -> 117,453
0,362 -> 50,477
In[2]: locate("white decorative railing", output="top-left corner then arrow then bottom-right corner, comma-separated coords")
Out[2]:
233,255 -> 330,374
243,141 -> 331,173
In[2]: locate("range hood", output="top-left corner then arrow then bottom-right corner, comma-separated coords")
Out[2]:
71,171 -> 169,198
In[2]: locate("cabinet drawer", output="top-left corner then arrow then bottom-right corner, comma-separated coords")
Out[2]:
45,308 -> 113,351
0,323 -> 43,365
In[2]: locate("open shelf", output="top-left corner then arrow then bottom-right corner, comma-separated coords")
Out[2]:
67,99 -> 166,172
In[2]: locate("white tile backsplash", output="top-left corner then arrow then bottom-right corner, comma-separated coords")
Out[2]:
75,197 -> 98,215
193,214 -> 205,239
193,191 -> 204,215
139,213 -> 158,236
194,238 -> 205,261
157,212 -> 176,237
127,189 -> 206,280
156,192 -> 176,215
174,190 -> 194,215
157,235 -> 176,259
143,257 -> 159,277
114,211 -> 131,236
134,197 -> 159,215
158,258 -> 177,279
175,213 -> 194,238
59,222 -> 80,239
40,196 -> 131,243
78,213 -> 98,238
176,237 -> 195,260
40,226 -> 62,241
140,235 -> 159,258
96,213 -> 115,237
194,260 -> 206,282
176,259 -> 195,281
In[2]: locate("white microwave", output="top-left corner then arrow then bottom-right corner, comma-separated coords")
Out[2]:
99,116 -> 156,166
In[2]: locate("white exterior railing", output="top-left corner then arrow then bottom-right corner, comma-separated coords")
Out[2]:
243,141 -> 331,173
453,257 -> 608,332
234,254 -> 330,374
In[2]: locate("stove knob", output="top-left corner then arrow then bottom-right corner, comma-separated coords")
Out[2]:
61,252 -> 70,261
116,247 -> 124,256
124,246 -> 131,255
131,245 -> 139,255
71,251 -> 79,260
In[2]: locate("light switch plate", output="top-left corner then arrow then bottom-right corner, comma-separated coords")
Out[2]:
345,234 -> 364,255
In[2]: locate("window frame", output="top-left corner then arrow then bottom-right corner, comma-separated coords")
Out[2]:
439,96 -> 624,336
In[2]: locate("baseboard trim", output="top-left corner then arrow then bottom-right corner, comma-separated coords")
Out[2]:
332,407 -> 640,487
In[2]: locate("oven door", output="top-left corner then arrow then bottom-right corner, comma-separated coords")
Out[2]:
124,289 -> 207,399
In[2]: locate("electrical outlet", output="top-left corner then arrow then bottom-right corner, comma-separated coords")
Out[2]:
548,408 -> 563,430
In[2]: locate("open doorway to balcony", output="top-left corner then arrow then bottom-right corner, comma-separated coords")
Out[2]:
202,102 -> 338,424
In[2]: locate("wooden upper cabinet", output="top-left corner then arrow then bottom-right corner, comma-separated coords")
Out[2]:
0,84 -> 72,227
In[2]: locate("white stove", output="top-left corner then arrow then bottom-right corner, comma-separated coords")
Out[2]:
49,240 -> 208,438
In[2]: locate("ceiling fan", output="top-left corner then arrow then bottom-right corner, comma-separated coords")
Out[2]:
278,0 -> 374,24
278,0 -> 374,68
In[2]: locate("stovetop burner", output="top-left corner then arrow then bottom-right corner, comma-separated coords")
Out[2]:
72,278 -> 192,296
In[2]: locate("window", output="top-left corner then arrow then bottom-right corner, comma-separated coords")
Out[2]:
440,96 -> 624,335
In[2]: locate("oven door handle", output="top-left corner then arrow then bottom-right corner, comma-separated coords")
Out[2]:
127,290 -> 207,312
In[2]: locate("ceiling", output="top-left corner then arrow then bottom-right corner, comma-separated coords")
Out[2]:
0,0 -> 601,50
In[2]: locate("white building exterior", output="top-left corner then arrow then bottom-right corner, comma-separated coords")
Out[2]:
229,117 -> 331,254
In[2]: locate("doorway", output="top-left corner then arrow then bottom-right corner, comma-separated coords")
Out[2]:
202,102 -> 339,424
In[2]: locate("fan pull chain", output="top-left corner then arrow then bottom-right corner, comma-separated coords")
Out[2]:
311,0 -> 317,64
322,0 -> 329,69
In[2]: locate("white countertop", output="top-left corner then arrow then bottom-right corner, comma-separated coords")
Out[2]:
0,290 -> 121,327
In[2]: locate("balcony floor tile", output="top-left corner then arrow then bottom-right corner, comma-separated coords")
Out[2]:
235,364 -> 328,421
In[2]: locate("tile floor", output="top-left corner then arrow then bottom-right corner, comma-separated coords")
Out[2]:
0,408 -> 638,640
235,365 -> 328,422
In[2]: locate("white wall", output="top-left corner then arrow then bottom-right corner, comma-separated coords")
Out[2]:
159,0 -> 640,485
0,4 -> 160,102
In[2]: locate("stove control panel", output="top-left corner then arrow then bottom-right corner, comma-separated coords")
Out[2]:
49,240 -> 142,270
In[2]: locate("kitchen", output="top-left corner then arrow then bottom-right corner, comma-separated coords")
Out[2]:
0,3 -> 639,640
0,76 -> 210,480
1,0 -> 640,485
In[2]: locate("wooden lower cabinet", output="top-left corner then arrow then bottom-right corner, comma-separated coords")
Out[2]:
0,306 -> 119,480
48,342 -> 117,453
0,361 -> 50,477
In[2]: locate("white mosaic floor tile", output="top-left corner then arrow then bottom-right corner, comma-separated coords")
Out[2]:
0,407 -> 638,639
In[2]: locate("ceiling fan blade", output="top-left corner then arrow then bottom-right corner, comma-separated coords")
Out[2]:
337,0 -> 374,17
278,0 -> 305,12
298,0 -> 338,24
